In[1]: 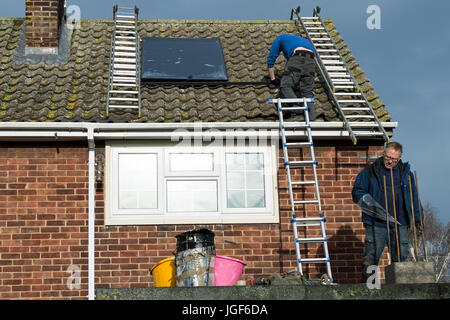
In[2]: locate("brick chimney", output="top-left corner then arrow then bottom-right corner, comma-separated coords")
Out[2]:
25,0 -> 66,54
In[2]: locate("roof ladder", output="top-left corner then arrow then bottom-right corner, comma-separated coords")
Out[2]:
106,5 -> 142,118
270,97 -> 333,285
291,6 -> 390,145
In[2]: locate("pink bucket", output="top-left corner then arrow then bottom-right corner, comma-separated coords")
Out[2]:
214,255 -> 247,286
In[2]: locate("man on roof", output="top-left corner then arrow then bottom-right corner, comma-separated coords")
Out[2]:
267,33 -> 316,120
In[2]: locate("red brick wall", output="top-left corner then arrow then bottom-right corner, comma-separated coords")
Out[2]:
25,0 -> 65,48
0,141 -> 388,299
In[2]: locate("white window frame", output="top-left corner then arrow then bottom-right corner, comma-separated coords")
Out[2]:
105,141 -> 279,225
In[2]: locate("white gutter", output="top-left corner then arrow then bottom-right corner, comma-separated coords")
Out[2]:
0,120 -> 397,300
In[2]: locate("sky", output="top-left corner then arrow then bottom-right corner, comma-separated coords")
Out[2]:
3,0 -> 449,224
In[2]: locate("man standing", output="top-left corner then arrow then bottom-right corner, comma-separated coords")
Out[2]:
352,142 -> 422,282
267,34 -> 317,120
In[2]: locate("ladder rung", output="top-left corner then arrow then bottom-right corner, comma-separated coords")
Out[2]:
320,55 -> 340,59
115,46 -> 136,51
114,70 -> 137,76
299,258 -> 329,264
112,75 -> 136,81
292,217 -> 326,224
334,85 -> 356,89
322,60 -> 343,65
314,43 -> 334,47
115,36 -> 136,40
113,64 -> 137,70
281,106 -> 307,111
114,58 -> 136,63
287,160 -> 317,167
334,92 -> 361,96
305,27 -> 325,30
285,142 -> 312,148
292,181 -> 316,185
116,25 -> 136,29
112,79 -> 136,84
338,100 -> 366,103
346,115 -> 375,119
270,98 -> 313,104
108,104 -> 139,109
326,66 -> 346,71
110,83 -> 138,87
332,81 -> 354,85
293,200 -> 319,204
109,97 -> 139,101
115,41 -> 136,45
116,20 -> 135,24
329,72 -> 350,77
342,107 -> 370,111
303,21 -> 322,25
114,52 -> 137,57
309,32 -> 328,36
109,90 -> 139,94
116,15 -> 135,19
311,38 -> 331,41
115,31 -> 136,34
341,108 -> 370,111
353,131 -> 384,136
296,237 -> 326,244
317,49 -> 337,52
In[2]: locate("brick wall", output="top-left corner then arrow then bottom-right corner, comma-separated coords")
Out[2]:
0,141 -> 388,299
25,0 -> 65,48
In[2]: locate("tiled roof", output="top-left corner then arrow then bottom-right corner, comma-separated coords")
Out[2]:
0,17 -> 391,123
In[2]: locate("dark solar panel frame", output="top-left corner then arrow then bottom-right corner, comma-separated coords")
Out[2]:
141,37 -> 228,82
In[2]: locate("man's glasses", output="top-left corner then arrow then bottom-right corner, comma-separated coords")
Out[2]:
383,154 -> 400,163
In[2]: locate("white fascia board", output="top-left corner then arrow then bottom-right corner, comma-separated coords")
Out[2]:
0,121 -> 398,141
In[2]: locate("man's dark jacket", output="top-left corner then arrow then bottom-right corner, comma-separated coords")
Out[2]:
352,157 -> 422,227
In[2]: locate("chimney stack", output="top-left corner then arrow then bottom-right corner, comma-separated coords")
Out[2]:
25,0 -> 66,54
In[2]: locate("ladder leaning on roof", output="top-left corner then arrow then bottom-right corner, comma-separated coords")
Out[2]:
106,5 -> 142,118
291,6 -> 390,145
270,97 -> 333,284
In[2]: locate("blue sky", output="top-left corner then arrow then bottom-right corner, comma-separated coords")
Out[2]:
3,0 -> 449,223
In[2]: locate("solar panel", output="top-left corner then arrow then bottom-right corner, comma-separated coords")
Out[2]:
141,37 -> 228,81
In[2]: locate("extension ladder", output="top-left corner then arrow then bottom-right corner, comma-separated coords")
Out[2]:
270,97 -> 333,284
106,5 -> 142,117
291,6 -> 389,145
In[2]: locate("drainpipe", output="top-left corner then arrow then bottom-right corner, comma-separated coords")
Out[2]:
87,128 -> 95,300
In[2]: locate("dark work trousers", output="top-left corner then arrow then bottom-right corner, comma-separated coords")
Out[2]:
280,54 -> 316,120
361,223 -> 411,282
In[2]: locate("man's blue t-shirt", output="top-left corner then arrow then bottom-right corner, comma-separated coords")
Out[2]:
267,34 -> 315,68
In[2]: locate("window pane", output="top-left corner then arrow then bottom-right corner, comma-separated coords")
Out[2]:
246,172 -> 264,190
167,180 -> 217,212
225,152 -> 266,209
246,153 -> 264,170
118,153 -> 158,209
247,190 -> 265,208
169,153 -> 214,171
226,153 -> 245,171
227,172 -> 245,189
227,190 -> 245,208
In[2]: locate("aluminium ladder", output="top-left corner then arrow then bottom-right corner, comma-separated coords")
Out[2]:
291,6 -> 390,145
270,97 -> 333,284
106,5 -> 142,117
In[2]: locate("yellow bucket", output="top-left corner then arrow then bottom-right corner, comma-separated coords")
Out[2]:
150,257 -> 176,287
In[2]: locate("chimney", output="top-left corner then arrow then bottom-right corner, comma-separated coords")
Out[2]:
25,0 -> 66,54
